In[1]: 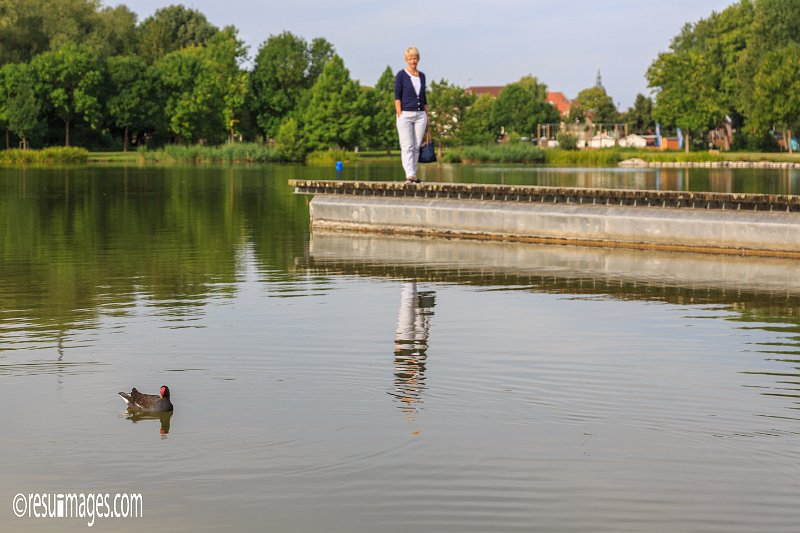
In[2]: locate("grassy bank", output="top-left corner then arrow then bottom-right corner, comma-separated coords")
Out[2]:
71,144 -> 800,168
0,147 -> 90,165
449,145 -> 725,166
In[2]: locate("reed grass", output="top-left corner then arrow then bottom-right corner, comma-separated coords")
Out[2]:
0,147 -> 90,165
141,143 -> 282,163
306,149 -> 360,165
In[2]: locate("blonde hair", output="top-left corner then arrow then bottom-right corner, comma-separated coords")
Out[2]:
405,47 -> 420,59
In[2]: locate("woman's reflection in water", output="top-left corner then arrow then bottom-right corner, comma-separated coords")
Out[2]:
393,281 -> 435,422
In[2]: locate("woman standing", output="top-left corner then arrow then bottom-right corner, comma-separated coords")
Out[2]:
395,47 -> 429,184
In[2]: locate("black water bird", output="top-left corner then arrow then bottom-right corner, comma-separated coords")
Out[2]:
119,385 -> 174,413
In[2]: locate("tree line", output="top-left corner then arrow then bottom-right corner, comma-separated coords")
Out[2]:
647,0 -> 800,151
0,0 -> 656,157
3,0 -> 792,156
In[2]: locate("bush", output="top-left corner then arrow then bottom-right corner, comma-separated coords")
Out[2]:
441,151 -> 462,163
555,132 -> 578,151
142,143 -> 282,163
275,118 -> 307,162
461,144 -> 546,163
0,146 -> 89,165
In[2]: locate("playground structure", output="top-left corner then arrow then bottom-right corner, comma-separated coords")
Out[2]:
537,121 -> 629,148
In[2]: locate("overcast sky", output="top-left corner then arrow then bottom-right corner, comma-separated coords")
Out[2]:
108,0 -> 736,109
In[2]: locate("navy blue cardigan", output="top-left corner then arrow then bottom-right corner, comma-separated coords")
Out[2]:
395,70 -> 427,111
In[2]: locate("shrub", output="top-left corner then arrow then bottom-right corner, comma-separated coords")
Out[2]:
461,144 -> 546,163
0,146 -> 89,165
555,132 -> 578,151
142,143 -> 282,163
275,118 -> 307,162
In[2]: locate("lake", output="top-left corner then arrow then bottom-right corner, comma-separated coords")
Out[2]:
1,163 -> 799,532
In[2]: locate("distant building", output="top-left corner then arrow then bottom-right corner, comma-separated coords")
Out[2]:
464,86 -> 572,116
545,92 -> 571,116
464,86 -> 504,98
619,134 -> 647,148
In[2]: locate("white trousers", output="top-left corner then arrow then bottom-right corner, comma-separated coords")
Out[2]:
396,111 -> 427,179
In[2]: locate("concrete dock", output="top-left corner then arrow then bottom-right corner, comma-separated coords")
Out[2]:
290,180 -> 800,258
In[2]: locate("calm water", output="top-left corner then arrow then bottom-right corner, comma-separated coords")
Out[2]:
1,163 -> 800,532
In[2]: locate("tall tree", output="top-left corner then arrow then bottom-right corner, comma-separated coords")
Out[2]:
738,0 -> 800,130
568,86 -> 619,124
0,0 -> 137,64
251,32 -> 311,140
155,46 -> 223,143
303,55 -> 367,150
105,55 -> 159,150
203,26 -> 249,143
750,42 -> 800,153
460,93 -> 496,145
427,79 -> 474,155
31,43 -> 103,146
0,63 -> 42,148
647,1 -> 752,146
491,77 -> 559,137
624,94 -> 655,134
367,66 -> 397,152
136,4 -> 217,63
648,49 -> 725,151
307,37 -> 335,84
250,32 -> 334,140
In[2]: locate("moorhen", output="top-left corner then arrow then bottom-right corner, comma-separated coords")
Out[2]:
119,385 -> 174,412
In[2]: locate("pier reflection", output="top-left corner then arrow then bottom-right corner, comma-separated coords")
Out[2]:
392,281 -> 435,420
307,230 -> 800,420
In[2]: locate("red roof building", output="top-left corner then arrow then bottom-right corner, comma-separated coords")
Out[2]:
465,86 -> 572,116
545,92 -> 571,116
464,86 -> 504,98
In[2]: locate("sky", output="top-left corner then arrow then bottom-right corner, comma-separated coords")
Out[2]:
107,0 -> 737,109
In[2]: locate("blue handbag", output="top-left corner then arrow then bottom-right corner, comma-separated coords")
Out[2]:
419,133 -> 437,163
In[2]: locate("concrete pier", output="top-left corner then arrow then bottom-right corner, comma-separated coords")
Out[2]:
291,180 -> 800,257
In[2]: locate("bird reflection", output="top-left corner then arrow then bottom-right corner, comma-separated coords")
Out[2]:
392,281 -> 435,421
124,410 -> 173,440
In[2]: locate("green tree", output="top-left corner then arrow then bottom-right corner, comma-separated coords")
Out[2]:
136,4 -> 217,63
155,46 -> 223,143
251,32 -> 310,140
250,32 -> 334,140
648,1 -> 752,144
738,0 -> 799,132
491,78 -> 559,137
105,55 -> 159,151
302,55 -> 367,150
427,79 -> 474,154
750,42 -> 800,153
307,37 -> 335,84
0,0 -> 136,64
460,93 -> 496,145
568,86 -> 619,124
624,93 -> 655,134
367,66 -> 398,152
0,62 -> 42,148
203,26 -> 249,143
275,117 -> 307,161
648,48 -> 726,151
31,43 -> 103,146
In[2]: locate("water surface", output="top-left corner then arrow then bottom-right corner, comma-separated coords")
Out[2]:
1,164 -> 799,532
